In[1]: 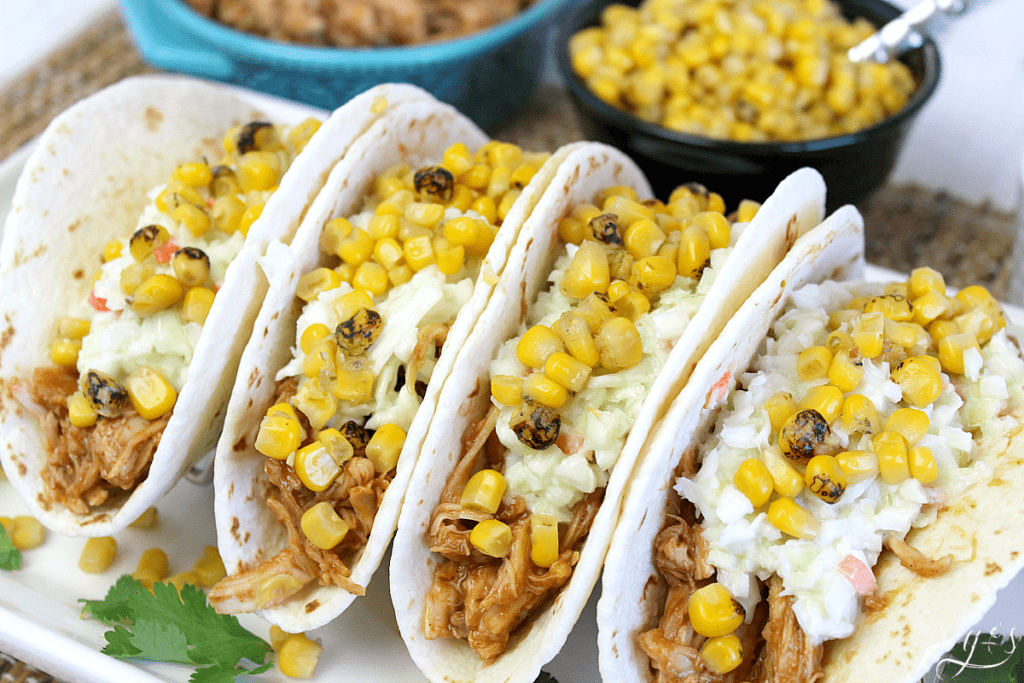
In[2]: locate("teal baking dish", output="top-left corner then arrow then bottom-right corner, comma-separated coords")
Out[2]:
119,0 -> 571,131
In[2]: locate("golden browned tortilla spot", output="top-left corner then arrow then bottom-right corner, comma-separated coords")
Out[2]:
144,106 -> 163,132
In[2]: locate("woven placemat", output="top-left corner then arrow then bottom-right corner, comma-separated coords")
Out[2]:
0,9 -> 1019,683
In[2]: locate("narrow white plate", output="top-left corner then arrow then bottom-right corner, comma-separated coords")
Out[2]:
0,86 -> 1020,682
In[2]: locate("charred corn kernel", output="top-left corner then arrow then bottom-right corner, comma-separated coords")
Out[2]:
192,545 -> 226,586
836,449 -> 879,483
544,351 -> 592,393
443,142 -> 474,176
50,338 -> 81,367
841,394 -> 880,435
129,274 -> 184,316
573,203 -> 602,225
530,514 -> 559,568
173,203 -> 211,237
255,574 -> 303,610
910,267 -> 946,297
828,351 -> 864,393
388,264 -> 413,286
238,201 -> 264,236
596,316 -> 644,370
237,151 -> 279,192
120,262 -> 156,296
938,332 -> 981,375
211,195 -> 245,233
491,375 -> 523,405
403,202 -> 444,229
677,224 -> 711,279
67,392 -> 98,427
172,248 -> 210,287
102,239 -> 123,263
367,215 -> 399,242
211,166 -> 240,197
797,346 -> 833,381
129,507 -> 159,529
554,313 -> 601,367
157,184 -> 203,214
805,455 -> 847,503
10,517 -> 45,550
908,445 -> 938,484
256,414 -> 302,460
688,583 -> 744,638
125,367 -> 177,420
574,292 -> 616,332
58,316 -> 90,340
404,234 -> 435,272
826,330 -> 856,355
352,262 -> 388,297
523,372 -> 570,409
885,408 -> 930,446
434,239 -> 465,275
79,537 -> 117,573
558,216 -> 587,245
331,289 -> 376,323
760,445 -> 803,497
737,199 -> 761,223
616,290 -> 651,321
763,392 -> 799,434
768,497 -> 820,539
278,632 -> 323,678
301,502 -> 349,550
873,431 -> 910,484
702,634 -> 743,674
470,519 -> 513,558
800,385 -> 843,423
561,240 -> 610,299
338,228 -> 374,267
691,211 -> 730,250
366,423 -> 406,473
295,442 -> 340,491
460,469 -> 507,514
320,217 -> 354,256
518,325 -> 565,368
853,312 -> 885,358
129,225 -> 171,261
136,547 -> 169,581
891,356 -> 942,407
293,381 -> 336,430
864,294 -> 914,322
630,256 -> 676,294
299,323 -> 331,355
333,356 -> 374,404
623,218 -> 665,259
733,458 -> 774,508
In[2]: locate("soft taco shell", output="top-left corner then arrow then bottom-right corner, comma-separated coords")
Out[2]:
0,75 -> 428,535
597,206 -> 866,683
212,96 -> 580,632
390,155 -> 829,683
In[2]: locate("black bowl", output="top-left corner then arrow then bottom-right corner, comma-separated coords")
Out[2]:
555,0 -> 941,211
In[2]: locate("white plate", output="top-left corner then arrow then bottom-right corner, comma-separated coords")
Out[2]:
0,88 -> 1021,682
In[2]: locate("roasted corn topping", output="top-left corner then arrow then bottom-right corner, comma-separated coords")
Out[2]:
571,0 -> 917,142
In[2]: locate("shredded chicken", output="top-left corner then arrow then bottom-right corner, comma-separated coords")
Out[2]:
18,366 -> 168,514
424,406 -> 604,663
884,535 -> 955,577
654,517 -> 715,586
752,576 -> 823,683
187,0 -> 537,47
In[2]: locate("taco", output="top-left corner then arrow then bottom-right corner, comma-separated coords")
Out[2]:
0,75 -> 428,536
207,95 -> 572,631
389,148 -> 829,683
597,204 -> 1024,683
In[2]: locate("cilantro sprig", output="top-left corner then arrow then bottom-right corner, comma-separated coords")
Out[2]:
0,525 -> 22,570
80,575 -> 273,683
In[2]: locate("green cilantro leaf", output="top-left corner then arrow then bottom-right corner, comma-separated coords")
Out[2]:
935,634 -> 1024,683
0,525 -> 22,571
80,576 -> 273,682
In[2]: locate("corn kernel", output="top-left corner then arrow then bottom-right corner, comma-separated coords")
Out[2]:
733,458 -> 773,508
677,224 -> 711,279
630,256 -> 676,295
58,316 -> 90,340
255,574 -> 303,610
841,394 -> 880,434
688,583 -> 744,638
460,469 -> 507,515
800,385 -> 843,424
938,332 -> 981,375
910,267 -> 946,298
434,238 -> 465,276
891,356 -> 942,407
530,514 -> 559,569
129,274 -> 184,316
124,367 -> 177,420
10,516 -> 45,550
300,501 -> 349,550
470,519 -> 513,558
255,414 -> 303,460
701,634 -> 743,675
192,545 -> 226,587
767,497 -> 820,539
553,313 -> 601,367
544,351 -> 592,393
873,431 -> 910,485
50,338 -> 81,367
293,380 -> 337,430
331,290 -> 376,323
760,445 -> 804,497
885,408 -> 930,446
79,537 -> 117,573
691,211 -> 730,250
67,392 -> 98,428
796,346 -> 832,381
182,287 -> 216,325
352,261 -> 388,297
333,356 -> 374,404
366,423 -> 406,473
763,392 -> 799,433
102,239 -> 123,263
517,325 -> 565,368
278,633 -> 323,678
805,454 -> 847,503
595,316 -> 644,370
295,442 -> 340,492
491,375 -> 523,405
836,449 -> 879,483
853,311 -> 884,358
404,235 -> 435,272
561,240 -> 610,299
129,507 -> 159,529
908,445 -> 938,484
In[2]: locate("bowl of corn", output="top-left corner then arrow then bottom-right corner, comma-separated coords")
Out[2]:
555,0 -> 940,210
119,0 -> 571,131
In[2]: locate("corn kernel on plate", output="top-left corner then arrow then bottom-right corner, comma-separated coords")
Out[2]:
0,75 -> 445,539
598,203 -> 1024,682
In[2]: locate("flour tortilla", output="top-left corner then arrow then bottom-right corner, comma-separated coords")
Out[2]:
0,75 -> 429,536
212,97 -> 583,632
390,158 -> 830,683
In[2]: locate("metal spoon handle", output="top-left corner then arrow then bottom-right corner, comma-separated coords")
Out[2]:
848,0 -> 971,63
